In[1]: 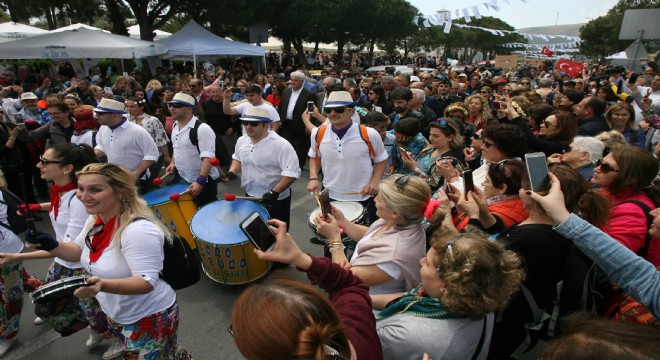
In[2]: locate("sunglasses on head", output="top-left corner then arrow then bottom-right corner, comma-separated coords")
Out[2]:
596,159 -> 619,173
437,119 -> 447,127
394,174 -> 411,192
324,107 -> 347,114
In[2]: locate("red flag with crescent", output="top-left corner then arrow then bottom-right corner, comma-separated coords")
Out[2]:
555,59 -> 583,77
541,46 -> 554,56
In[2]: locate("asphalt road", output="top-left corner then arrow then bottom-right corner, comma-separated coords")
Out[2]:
5,170 -> 326,360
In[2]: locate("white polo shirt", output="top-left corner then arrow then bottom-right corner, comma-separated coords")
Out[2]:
308,123 -> 388,201
171,116 -> 219,182
95,120 -> 159,172
51,190 -> 87,269
232,131 -> 300,199
234,102 -> 281,134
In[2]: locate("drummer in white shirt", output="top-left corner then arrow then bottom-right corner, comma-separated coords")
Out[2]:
225,107 -> 300,225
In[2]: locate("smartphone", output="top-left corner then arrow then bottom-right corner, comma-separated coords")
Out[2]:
462,169 -> 474,200
645,89 -> 652,99
123,72 -> 129,80
628,73 -> 639,84
525,152 -> 551,192
107,66 -> 112,74
307,101 -> 315,113
240,212 -> 276,252
493,101 -> 501,111
317,188 -> 330,219
13,114 -> 24,126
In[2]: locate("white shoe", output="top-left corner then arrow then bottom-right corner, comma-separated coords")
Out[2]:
0,338 -> 17,357
33,317 -> 45,325
102,338 -> 124,360
86,331 -> 103,348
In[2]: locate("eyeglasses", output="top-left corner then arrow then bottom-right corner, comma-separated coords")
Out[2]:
167,103 -> 185,109
84,223 -> 105,252
483,140 -> 495,148
543,121 -> 558,128
596,159 -> 619,173
520,82 -> 530,85
361,87 -> 370,91
394,174 -> 411,192
241,121 -> 263,127
324,107 -> 347,114
188,83 -> 198,87
480,91 -> 490,94
39,156 -> 64,166
503,88 -> 511,92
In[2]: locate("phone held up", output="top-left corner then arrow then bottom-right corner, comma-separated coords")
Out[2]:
462,169 -> 474,200
240,211 -> 277,252
525,152 -> 551,192
13,114 -> 25,126
307,101 -> 315,113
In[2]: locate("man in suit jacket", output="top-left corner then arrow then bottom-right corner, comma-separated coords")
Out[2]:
278,71 -> 318,168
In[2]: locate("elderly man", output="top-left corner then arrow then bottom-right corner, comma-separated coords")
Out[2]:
92,98 -> 159,192
166,93 -> 219,206
410,88 -> 437,138
17,92 -> 46,125
225,107 -> 300,225
317,76 -> 341,109
277,71 -> 318,168
381,76 -> 396,100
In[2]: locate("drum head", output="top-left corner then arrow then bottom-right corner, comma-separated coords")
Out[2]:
30,275 -> 88,304
190,199 -> 270,245
332,201 -> 364,222
143,184 -> 190,206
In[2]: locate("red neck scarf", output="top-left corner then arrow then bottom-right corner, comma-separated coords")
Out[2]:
89,216 -> 119,263
49,182 -> 78,220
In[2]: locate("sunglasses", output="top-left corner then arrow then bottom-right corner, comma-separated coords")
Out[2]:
473,133 -> 482,140
324,107 -> 347,114
543,121 -> 558,128
480,91 -> 490,94
361,87 -> 370,91
167,103 -> 185,109
394,174 -> 411,192
39,156 -> 65,166
520,82 -> 530,85
483,140 -> 495,148
241,121 -> 264,127
84,223 -> 105,252
503,89 -> 511,92
596,159 -> 619,173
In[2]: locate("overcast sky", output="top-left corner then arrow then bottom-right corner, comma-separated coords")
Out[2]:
408,0 -> 619,29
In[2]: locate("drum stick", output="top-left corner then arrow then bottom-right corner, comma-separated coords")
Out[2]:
169,189 -> 190,202
152,171 -> 173,185
341,191 -> 363,195
223,193 -> 262,201
209,157 -> 228,179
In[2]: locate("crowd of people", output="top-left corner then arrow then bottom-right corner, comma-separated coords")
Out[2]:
0,51 -> 658,359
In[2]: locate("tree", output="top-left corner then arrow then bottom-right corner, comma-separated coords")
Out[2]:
121,0 -> 199,40
580,0 -> 659,58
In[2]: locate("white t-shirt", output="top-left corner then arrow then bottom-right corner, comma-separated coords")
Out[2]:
171,116 -> 219,182
76,218 -> 176,324
70,130 -> 95,148
95,120 -> 159,173
234,102 -> 281,134
308,123 -> 388,201
232,131 -> 300,199
0,191 -> 23,254
51,190 -> 87,269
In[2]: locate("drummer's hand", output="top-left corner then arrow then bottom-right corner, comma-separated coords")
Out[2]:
315,213 -> 341,239
307,179 -> 321,194
165,163 -> 175,175
188,182 -> 203,198
0,252 -> 19,266
75,276 -> 102,299
361,179 -> 379,195
254,219 -> 312,270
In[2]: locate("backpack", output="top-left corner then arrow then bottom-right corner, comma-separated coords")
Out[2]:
188,120 -> 203,154
131,218 -> 200,290
313,124 -> 375,167
0,187 -> 28,234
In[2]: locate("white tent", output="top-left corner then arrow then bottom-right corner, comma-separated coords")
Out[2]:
51,23 -> 109,33
605,51 -> 628,60
157,20 -> 264,60
128,25 -> 171,41
0,28 -> 168,59
0,22 -> 49,43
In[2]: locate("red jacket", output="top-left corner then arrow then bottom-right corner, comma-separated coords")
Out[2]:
455,196 -> 529,231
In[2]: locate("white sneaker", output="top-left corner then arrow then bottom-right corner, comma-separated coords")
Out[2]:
33,317 -> 45,325
0,338 -> 17,357
101,338 -> 124,360
86,331 -> 103,348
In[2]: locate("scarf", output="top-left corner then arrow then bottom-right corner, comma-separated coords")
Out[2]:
49,182 -> 78,220
376,286 -> 460,320
89,216 -> 119,263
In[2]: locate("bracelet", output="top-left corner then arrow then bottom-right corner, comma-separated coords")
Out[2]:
309,178 -> 318,181
195,175 -> 207,185
329,244 -> 345,253
327,241 -> 345,253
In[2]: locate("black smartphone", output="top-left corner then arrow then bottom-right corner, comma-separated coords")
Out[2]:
525,152 -> 551,192
240,212 -> 276,252
493,101 -> 501,111
307,101 -> 315,113
317,188 -> 330,219
14,114 -> 24,126
628,73 -> 639,84
462,170 -> 474,200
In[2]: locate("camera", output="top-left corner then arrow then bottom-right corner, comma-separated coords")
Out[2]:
603,65 -> 625,75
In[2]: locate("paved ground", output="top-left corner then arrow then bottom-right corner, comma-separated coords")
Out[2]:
6,171 -> 325,360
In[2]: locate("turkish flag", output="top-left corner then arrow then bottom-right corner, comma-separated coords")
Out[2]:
555,59 -> 584,77
541,46 -> 554,56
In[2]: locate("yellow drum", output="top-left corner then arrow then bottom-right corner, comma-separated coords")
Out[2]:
190,199 -> 272,285
143,184 -> 198,249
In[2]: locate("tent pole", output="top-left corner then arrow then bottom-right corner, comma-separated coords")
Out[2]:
193,48 -> 197,79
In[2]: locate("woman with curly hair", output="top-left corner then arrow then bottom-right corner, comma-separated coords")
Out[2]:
465,94 -> 492,130
373,229 -> 524,360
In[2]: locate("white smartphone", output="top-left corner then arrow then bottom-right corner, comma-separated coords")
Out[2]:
240,212 -> 276,252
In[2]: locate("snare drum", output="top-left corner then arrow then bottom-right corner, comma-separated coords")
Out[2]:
190,199 -> 272,285
308,201 -> 366,243
30,276 -> 88,304
144,184 -> 198,249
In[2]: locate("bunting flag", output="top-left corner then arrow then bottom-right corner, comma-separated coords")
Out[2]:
471,6 -> 482,19
541,46 -> 554,56
462,8 -> 472,23
555,59 -> 584,77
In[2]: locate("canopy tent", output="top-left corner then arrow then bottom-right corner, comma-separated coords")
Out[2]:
0,28 -> 168,59
605,51 -> 628,60
156,20 -> 264,60
128,25 -> 171,41
0,22 -> 49,43
51,23 -> 109,33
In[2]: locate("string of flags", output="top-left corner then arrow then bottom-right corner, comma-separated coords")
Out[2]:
412,0 -> 581,46
503,42 -> 582,50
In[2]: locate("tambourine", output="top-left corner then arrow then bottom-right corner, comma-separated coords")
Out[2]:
30,275 -> 89,304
